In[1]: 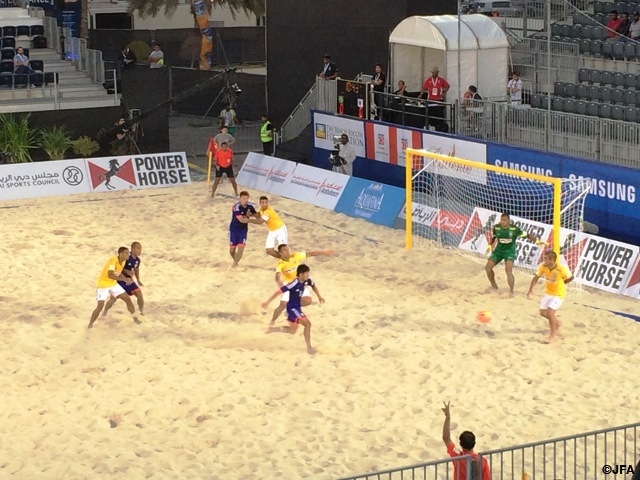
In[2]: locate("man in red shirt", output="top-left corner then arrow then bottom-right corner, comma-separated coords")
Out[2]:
421,67 -> 450,102
211,142 -> 239,197
442,401 -> 491,480
606,10 -> 623,40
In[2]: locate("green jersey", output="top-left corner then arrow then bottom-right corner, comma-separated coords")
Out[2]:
492,224 -> 524,255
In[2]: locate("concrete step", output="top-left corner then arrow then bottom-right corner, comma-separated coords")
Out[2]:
0,94 -> 121,113
0,86 -> 109,100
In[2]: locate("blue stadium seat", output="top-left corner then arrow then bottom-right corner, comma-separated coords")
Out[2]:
624,89 -> 637,106
576,84 -> 589,99
575,100 -> 588,115
587,85 -> 600,101
600,70 -> 614,85
600,103 -> 613,119
563,98 -> 576,113
600,86 -> 613,103
565,83 -> 577,98
578,68 -> 591,84
613,72 -> 625,88
624,107 -> 638,123
612,105 -> 625,121
554,81 -> 566,97
623,73 -> 636,89
586,102 -> 601,117
30,25 -> 44,37
612,88 -> 625,104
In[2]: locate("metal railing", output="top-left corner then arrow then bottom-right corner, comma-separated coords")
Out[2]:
512,39 -> 581,88
337,455 -> 477,480
43,16 -> 61,54
339,422 -> 640,480
279,80 -> 319,143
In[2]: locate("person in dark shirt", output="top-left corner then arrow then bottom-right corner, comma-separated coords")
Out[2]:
103,241 -> 145,316
319,54 -> 338,80
228,191 -> 261,267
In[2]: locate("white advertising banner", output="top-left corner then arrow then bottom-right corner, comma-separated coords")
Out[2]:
313,112 -> 366,157
574,235 -> 640,294
419,133 -> 488,185
458,207 -> 551,271
85,152 -> 191,192
235,152 -> 298,196
0,159 -> 91,200
286,163 -> 350,210
396,202 -> 439,227
365,123 -> 423,166
619,254 -> 640,299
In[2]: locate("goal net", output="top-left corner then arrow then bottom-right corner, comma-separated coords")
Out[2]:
404,148 -> 591,279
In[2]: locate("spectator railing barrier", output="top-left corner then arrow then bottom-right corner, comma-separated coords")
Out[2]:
336,454 -> 476,480
512,38 -> 580,87
43,16 -> 61,54
338,422 -> 639,480
279,78 -> 320,143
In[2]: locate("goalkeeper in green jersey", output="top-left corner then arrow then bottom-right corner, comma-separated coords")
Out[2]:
485,213 -> 545,297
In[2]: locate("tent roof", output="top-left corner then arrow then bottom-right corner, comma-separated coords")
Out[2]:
389,15 -> 509,50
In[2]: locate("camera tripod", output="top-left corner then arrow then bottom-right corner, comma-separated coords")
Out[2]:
201,32 -> 240,120
332,163 -> 346,174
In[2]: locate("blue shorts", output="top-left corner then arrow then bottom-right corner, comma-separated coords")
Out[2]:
118,280 -> 141,295
229,229 -> 247,246
286,306 -> 305,323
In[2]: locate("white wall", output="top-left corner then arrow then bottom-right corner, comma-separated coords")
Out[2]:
133,3 -> 257,30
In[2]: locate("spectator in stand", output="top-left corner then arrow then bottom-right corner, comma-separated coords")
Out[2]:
370,63 -> 386,119
394,80 -> 407,96
507,71 -> 523,104
119,45 -> 137,71
618,12 -> 631,40
13,47 -> 36,88
463,85 -> 482,128
606,10 -> 623,41
441,402 -> 491,480
219,104 -> 239,135
214,125 -> 236,149
630,12 -> 640,40
319,54 -> 338,80
148,43 -> 164,68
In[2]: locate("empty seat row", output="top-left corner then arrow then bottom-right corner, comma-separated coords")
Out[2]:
531,94 -> 640,122
577,68 -> 640,88
0,71 -> 58,88
551,23 -> 612,40
0,25 -> 44,38
595,1 -> 640,14
556,37 -> 640,59
0,36 -> 47,50
554,82 -> 640,105
1,47 -> 30,60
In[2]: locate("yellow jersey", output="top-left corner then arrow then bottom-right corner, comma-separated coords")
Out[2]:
96,256 -> 125,288
259,205 -> 284,231
276,252 -> 307,284
536,263 -> 572,298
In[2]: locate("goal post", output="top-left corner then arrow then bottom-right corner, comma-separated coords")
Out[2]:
404,148 -> 590,276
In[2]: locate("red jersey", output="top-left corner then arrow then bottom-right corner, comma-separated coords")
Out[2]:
422,76 -> 450,101
446,442 -> 491,480
215,148 -> 233,168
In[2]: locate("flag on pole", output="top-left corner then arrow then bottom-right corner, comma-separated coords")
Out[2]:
206,137 -> 217,156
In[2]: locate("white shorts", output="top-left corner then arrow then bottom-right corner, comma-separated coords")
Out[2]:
96,284 -> 126,302
540,294 -> 563,311
280,287 -> 311,302
265,225 -> 288,250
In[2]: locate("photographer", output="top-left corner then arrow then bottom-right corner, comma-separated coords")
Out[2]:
337,133 -> 356,176
113,118 -> 130,155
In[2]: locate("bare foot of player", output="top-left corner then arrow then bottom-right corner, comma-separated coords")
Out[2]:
87,320 -> 95,329
307,346 -> 317,355
133,316 -> 142,325
509,290 -> 515,298
232,262 -> 238,268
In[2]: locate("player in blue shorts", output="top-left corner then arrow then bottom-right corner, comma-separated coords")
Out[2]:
262,264 -> 324,354
103,241 -> 145,316
229,191 -> 261,267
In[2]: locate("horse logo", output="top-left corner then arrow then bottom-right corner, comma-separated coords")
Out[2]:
99,159 -> 120,190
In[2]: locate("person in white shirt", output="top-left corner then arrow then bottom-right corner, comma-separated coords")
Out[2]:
337,134 -> 356,176
507,71 -> 523,104
629,11 -> 640,40
148,44 -> 164,68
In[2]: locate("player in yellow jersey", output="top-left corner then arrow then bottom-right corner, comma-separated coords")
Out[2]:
268,243 -> 334,325
258,196 -> 288,258
527,251 -> 574,343
88,246 -> 142,329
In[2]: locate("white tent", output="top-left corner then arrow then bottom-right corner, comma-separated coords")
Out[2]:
389,15 -> 510,102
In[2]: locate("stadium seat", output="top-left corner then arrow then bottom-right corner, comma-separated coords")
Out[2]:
579,38 -> 591,54
30,60 -> 44,72
600,70 -> 614,85
612,105 -> 625,121
554,81 -> 566,97
595,0 -> 606,13
624,107 -> 638,122
590,69 -> 602,85
623,73 -> 636,89
540,95 -> 549,110
615,3 -> 626,14
563,98 -> 576,113
30,25 -> 44,37
3,26 -> 16,38
565,83 -> 577,98
603,41 -> 614,58
586,102 -> 601,117
576,84 -> 589,99
582,25 -> 594,40
1,37 -> 15,49
16,26 -> 30,38
600,86 -> 613,103
613,72 -> 625,88
578,68 -> 591,84
561,24 -> 572,37
0,59 -> 13,74
590,39 -> 603,56
612,88 -> 625,104
530,94 -> 541,109
552,23 -> 563,36
600,103 -> 613,119
0,48 -> 14,60
21,48 -> 29,58
624,42 -> 636,61
571,24 -> 583,38
32,36 -> 47,49
552,96 -> 564,111
636,90 -> 640,106
587,85 -> 600,101
613,42 -> 626,60
624,89 -> 637,106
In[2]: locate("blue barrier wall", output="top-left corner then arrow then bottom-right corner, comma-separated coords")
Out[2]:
334,177 -> 405,227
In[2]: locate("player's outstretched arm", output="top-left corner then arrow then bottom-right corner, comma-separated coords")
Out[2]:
526,274 -> 540,299
307,249 -> 335,257
441,401 -> 452,446
261,289 -> 281,309
311,285 -> 325,304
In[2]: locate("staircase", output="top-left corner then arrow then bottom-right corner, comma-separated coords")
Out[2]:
0,47 -> 120,113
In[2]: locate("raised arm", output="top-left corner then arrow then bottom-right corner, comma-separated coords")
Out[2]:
262,288 -> 283,309
442,401 -> 452,446
306,249 -> 335,257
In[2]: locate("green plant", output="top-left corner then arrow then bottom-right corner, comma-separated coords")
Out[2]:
128,41 -> 151,64
0,113 -> 37,163
39,125 -> 73,160
72,135 -> 100,157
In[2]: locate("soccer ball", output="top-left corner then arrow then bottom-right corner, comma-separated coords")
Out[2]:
476,311 -> 492,324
